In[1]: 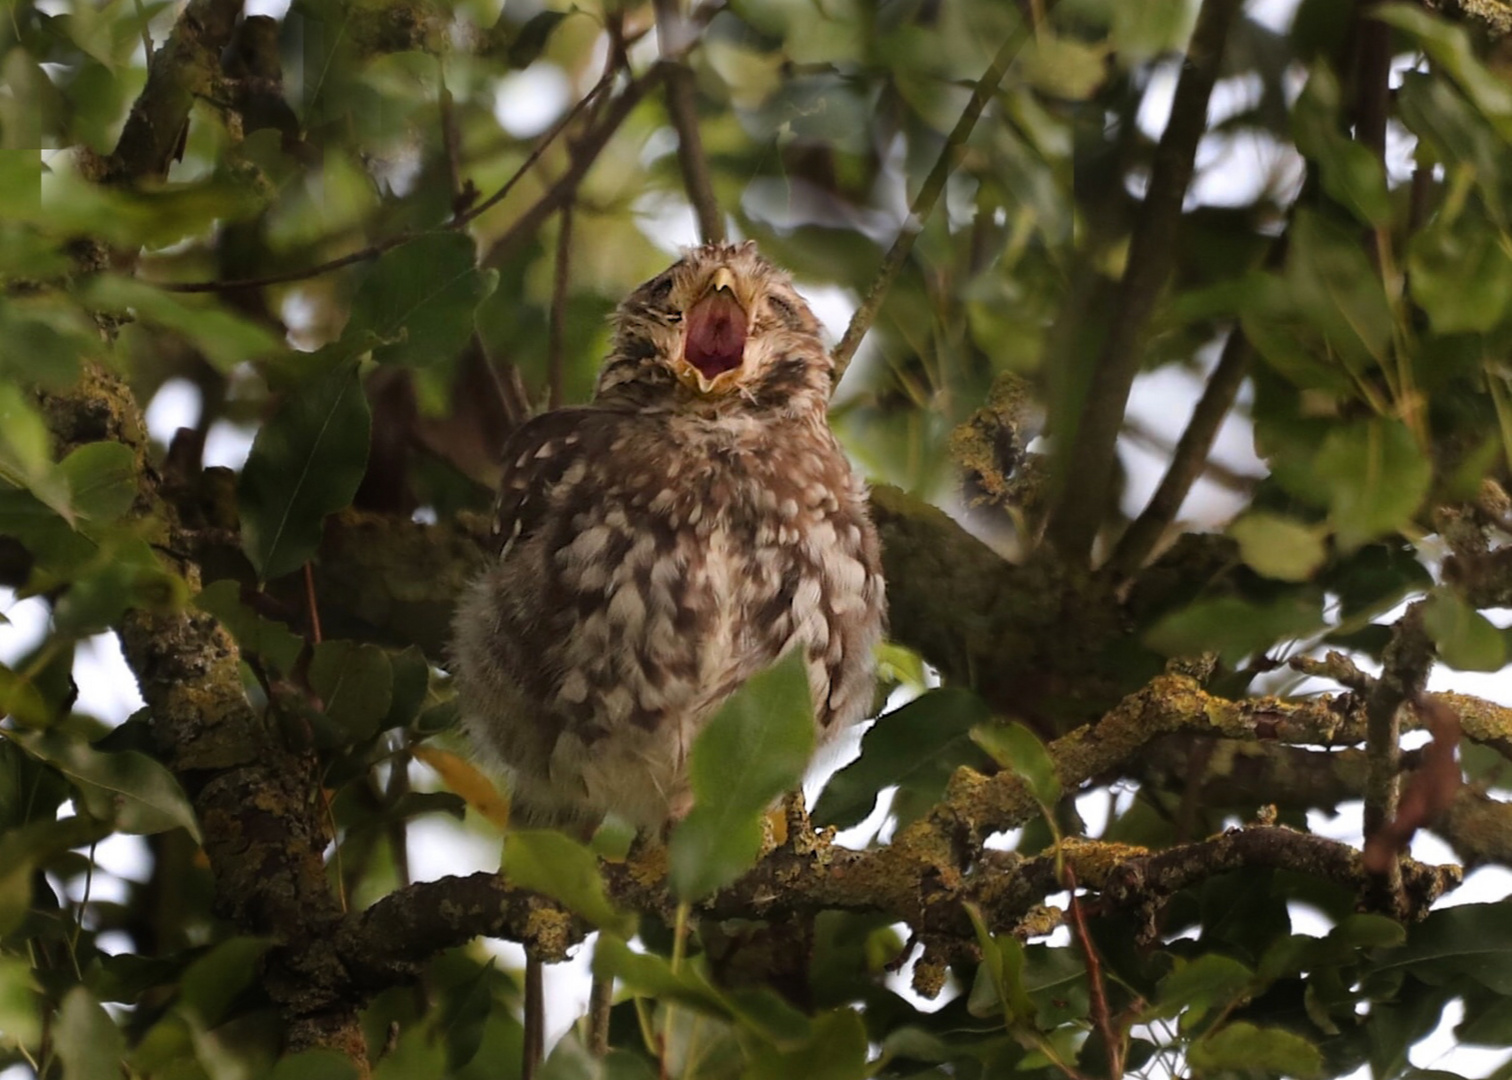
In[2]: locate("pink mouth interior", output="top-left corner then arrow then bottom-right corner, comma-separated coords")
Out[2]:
684,292 -> 747,380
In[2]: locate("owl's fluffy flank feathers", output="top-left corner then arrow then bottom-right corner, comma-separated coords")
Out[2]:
452,242 -> 885,830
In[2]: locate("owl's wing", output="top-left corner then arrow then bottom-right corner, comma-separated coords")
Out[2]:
490,408 -> 601,557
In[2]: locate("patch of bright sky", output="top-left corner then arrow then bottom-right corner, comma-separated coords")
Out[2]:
494,65 -> 573,138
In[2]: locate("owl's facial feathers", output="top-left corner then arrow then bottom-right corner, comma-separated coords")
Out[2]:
598,242 -> 831,410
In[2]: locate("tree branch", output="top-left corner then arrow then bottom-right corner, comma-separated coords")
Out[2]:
1108,328 -> 1253,577
96,0 -> 244,184
655,0 -> 725,243
830,19 -> 1032,383
42,367 -> 370,1070
1044,0 -> 1245,565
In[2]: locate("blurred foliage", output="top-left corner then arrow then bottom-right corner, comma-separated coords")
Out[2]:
3,0 -> 1512,1077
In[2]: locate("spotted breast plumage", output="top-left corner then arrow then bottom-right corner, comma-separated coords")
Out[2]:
452,241 -> 886,831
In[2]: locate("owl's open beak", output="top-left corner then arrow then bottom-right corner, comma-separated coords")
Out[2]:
678,268 -> 749,393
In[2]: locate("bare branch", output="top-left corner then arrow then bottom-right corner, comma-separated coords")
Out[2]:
655,0 -> 725,243
1045,0 -> 1245,564
830,20 -> 1032,382
1109,328 -> 1254,577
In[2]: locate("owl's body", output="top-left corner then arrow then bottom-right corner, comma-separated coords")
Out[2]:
453,243 -> 884,831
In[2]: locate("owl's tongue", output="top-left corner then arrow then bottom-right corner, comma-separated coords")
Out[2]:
685,291 -> 747,380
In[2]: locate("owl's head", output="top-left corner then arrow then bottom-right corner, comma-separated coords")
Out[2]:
596,242 -> 832,414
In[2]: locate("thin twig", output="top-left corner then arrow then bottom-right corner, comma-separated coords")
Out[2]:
548,203 -> 574,410
830,20 -> 1033,383
1064,868 -> 1121,1080
482,65 -> 663,268
1044,0 -> 1244,565
1108,329 -> 1253,576
158,66 -> 620,294
303,562 -> 324,644
655,0 -> 725,243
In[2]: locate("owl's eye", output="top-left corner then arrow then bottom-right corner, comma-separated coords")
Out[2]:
767,294 -> 801,327
646,274 -> 675,302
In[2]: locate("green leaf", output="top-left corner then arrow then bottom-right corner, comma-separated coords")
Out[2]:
56,986 -> 126,1080
746,1007 -> 869,1080
178,936 -> 274,1027
1145,594 -> 1325,667
1314,419 -> 1431,550
1408,208 -> 1512,334
346,234 -> 499,368
1144,954 -> 1254,1025
964,905 -> 1036,1024
0,955 -> 41,1049
813,688 -> 991,828
239,358 -> 372,581
51,536 -> 189,637
1370,900 -> 1512,993
80,275 -> 282,372
1189,1021 -> 1324,1078
1374,6 -> 1512,139
1229,512 -> 1328,582
505,10 -> 569,68
271,1049 -> 362,1080
56,441 -> 137,524
1287,211 -> 1394,367
592,935 -> 731,1018
14,727 -> 201,840
0,662 -> 51,728
502,830 -> 634,935
0,296 -> 93,388
194,579 -> 305,674
970,721 -> 1060,806
0,382 -> 67,514
1422,590 -> 1507,672
668,651 -> 814,900
309,639 -> 393,743
1293,65 -> 1392,227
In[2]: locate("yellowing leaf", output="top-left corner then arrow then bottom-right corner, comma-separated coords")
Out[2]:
413,745 -> 510,831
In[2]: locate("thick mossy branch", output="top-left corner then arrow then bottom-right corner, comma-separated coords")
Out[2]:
46,368 -> 371,1071
332,673 -> 1466,1001
95,0 -> 243,183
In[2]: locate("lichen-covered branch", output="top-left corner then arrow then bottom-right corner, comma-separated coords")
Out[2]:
44,368 -> 370,1071
94,0 -> 244,184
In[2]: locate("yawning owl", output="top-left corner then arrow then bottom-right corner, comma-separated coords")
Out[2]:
452,241 -> 886,831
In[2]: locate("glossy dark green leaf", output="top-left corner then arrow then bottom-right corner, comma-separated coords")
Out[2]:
56,986 -> 126,1080
814,688 -> 992,828
1423,590 -> 1507,672
1144,955 -> 1254,1025
669,651 -> 814,900
505,10 -> 568,68
239,358 -> 371,581
1369,901 -> 1512,993
81,274 -> 282,371
1191,1021 -> 1323,1078
384,645 -> 432,730
1229,512 -> 1327,582
746,1007 -> 869,1080
194,579 -> 305,674
1408,208 -> 1512,334
56,440 -> 137,524
1314,420 -> 1431,550
502,830 -> 633,935
15,727 -> 200,840
270,1049 -> 362,1080
965,905 -> 1035,1024
1292,66 -> 1391,227
309,640 -> 393,742
1145,594 -> 1325,666
346,234 -> 499,368
0,954 -> 41,1049
592,935 -> 731,1018
178,936 -> 274,1027
1286,211 -> 1393,367
970,721 -> 1060,806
